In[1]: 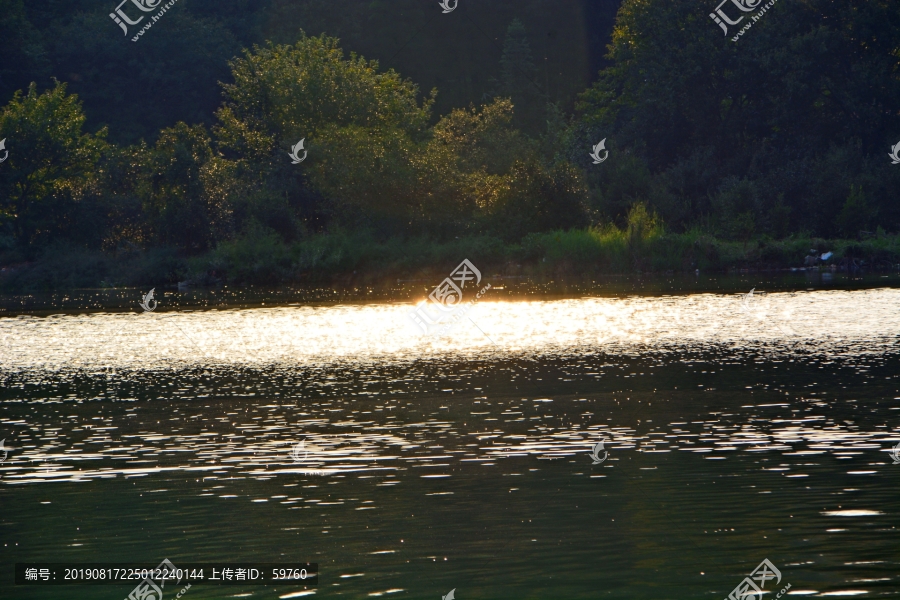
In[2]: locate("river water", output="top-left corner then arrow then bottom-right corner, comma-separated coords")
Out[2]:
1,283 -> 899,598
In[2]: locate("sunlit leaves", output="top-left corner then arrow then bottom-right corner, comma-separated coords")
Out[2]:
0,81 -> 107,244
215,34 -> 435,158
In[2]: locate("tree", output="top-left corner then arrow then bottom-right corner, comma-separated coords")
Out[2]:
573,0 -> 900,236
142,123 -> 227,252
493,18 -> 543,132
431,98 -> 534,176
0,82 -> 107,248
478,159 -> 589,241
0,0 -> 50,105
215,35 -> 434,155
48,9 -> 240,145
835,185 -> 876,238
213,34 -> 438,234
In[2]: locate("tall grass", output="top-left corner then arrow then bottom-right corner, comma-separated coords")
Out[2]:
4,225 -> 900,291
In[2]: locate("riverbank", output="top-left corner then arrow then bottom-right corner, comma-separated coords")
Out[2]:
1,229 -> 899,293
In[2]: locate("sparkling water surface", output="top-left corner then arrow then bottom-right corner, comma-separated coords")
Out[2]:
1,284 -> 899,598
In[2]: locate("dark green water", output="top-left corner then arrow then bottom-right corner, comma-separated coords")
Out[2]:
2,278 -> 899,599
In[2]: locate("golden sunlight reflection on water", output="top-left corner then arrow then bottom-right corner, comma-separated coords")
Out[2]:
2,288 -> 900,369
2,289 -> 899,598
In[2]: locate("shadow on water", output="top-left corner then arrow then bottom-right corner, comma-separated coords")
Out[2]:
0,269 -> 898,316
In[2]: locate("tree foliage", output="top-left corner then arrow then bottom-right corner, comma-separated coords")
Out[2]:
573,0 -> 900,238
0,82 -> 106,247
4,0 -> 900,281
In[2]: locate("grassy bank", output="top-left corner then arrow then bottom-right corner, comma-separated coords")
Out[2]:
2,228 -> 899,292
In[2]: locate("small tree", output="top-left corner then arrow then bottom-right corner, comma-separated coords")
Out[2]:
835,185 -> 875,238
494,19 -> 542,132
145,123 -> 224,252
626,202 -> 661,241
625,201 -> 663,270
479,159 -> 589,241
